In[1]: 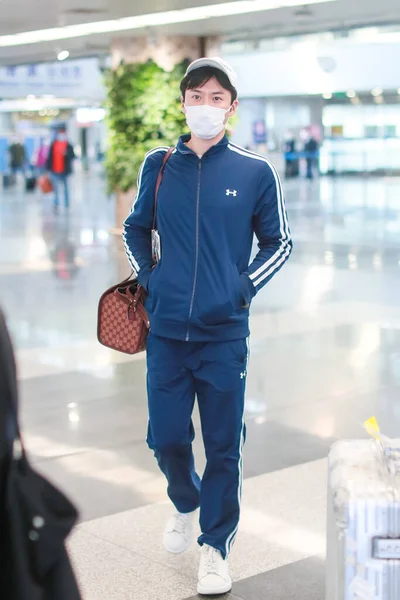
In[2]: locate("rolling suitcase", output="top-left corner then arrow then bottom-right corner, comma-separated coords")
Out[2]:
326,439 -> 400,600
25,175 -> 36,192
2,173 -> 16,188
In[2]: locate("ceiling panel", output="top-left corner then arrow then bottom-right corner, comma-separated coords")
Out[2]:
0,0 -> 234,35
0,0 -> 399,65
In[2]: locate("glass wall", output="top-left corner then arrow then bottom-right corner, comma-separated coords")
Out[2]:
320,104 -> 400,174
323,104 -> 400,139
221,24 -> 400,55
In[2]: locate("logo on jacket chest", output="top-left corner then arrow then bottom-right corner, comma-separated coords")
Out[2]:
226,189 -> 238,197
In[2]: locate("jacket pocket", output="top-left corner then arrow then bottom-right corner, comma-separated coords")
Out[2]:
146,264 -> 161,312
149,260 -> 163,292
237,273 -> 251,310
198,264 -> 242,326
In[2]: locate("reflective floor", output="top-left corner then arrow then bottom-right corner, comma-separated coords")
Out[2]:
1,168 -> 400,599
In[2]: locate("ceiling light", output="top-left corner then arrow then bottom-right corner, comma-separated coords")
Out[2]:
322,92 -> 332,100
346,90 -> 356,98
352,26 -> 380,42
293,5 -> 313,17
0,0 -> 337,47
371,87 -> 382,97
57,50 -> 69,61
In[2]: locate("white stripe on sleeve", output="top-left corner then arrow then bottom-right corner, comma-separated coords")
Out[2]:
227,143 -> 291,288
122,146 -> 169,273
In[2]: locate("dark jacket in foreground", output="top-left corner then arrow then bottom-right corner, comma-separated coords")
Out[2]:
0,308 -> 81,600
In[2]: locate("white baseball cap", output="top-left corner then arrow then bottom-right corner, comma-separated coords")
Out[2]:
185,57 -> 237,89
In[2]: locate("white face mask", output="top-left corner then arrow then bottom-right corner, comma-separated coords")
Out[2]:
184,104 -> 231,140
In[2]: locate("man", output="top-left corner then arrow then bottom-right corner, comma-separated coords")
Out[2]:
283,130 -> 298,179
46,128 -> 75,212
8,138 -> 26,175
123,57 -> 292,596
304,131 -> 319,180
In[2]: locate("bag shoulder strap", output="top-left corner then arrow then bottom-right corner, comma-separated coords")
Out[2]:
153,147 -> 174,230
123,147 -> 174,282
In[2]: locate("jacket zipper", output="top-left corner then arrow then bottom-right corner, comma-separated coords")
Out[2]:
186,159 -> 202,341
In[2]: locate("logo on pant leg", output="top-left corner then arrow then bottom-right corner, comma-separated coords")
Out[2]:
240,371 -> 247,379
226,189 -> 238,197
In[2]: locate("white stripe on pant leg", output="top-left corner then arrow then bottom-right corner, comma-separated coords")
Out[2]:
230,425 -> 245,553
225,419 -> 245,556
225,338 -> 249,557
226,525 -> 239,556
245,336 -> 250,373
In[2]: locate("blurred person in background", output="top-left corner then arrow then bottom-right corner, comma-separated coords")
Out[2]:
8,137 -> 26,175
123,57 -> 292,596
35,136 -> 51,174
304,130 -> 319,180
283,130 -> 298,179
46,128 -> 75,213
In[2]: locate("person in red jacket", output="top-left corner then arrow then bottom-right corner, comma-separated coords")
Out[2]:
46,128 -> 75,212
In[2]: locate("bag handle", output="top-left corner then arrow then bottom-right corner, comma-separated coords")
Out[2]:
153,147 -> 174,231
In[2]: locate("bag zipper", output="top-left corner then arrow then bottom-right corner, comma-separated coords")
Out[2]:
186,159 -> 202,341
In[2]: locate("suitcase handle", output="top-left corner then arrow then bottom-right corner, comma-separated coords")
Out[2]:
373,537 -> 400,559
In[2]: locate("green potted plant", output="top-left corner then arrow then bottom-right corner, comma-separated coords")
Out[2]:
105,59 -> 187,231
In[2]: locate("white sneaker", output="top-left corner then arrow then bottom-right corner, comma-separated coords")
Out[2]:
163,511 -> 195,554
197,544 -> 232,596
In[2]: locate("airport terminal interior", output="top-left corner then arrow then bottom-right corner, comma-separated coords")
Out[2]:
1,0 -> 400,599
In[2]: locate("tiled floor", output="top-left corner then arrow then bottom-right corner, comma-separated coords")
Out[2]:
1,168 -> 400,599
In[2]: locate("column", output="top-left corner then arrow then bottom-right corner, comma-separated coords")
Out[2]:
231,98 -> 266,150
110,35 -> 220,233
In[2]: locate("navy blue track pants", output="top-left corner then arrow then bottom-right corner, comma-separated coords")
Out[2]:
146,331 -> 248,559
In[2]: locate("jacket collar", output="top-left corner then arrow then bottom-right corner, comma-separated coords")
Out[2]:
176,134 -> 229,158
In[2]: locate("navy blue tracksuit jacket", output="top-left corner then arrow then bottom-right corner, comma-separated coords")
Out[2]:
123,134 -> 292,558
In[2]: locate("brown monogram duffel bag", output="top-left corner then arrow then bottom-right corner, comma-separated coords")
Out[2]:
97,277 -> 149,354
97,147 -> 174,354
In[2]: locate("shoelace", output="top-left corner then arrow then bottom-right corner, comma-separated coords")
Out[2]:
204,546 -> 220,574
172,513 -> 188,536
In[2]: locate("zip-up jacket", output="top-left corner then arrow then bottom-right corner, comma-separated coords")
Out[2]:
123,134 -> 292,342
46,141 -> 75,176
